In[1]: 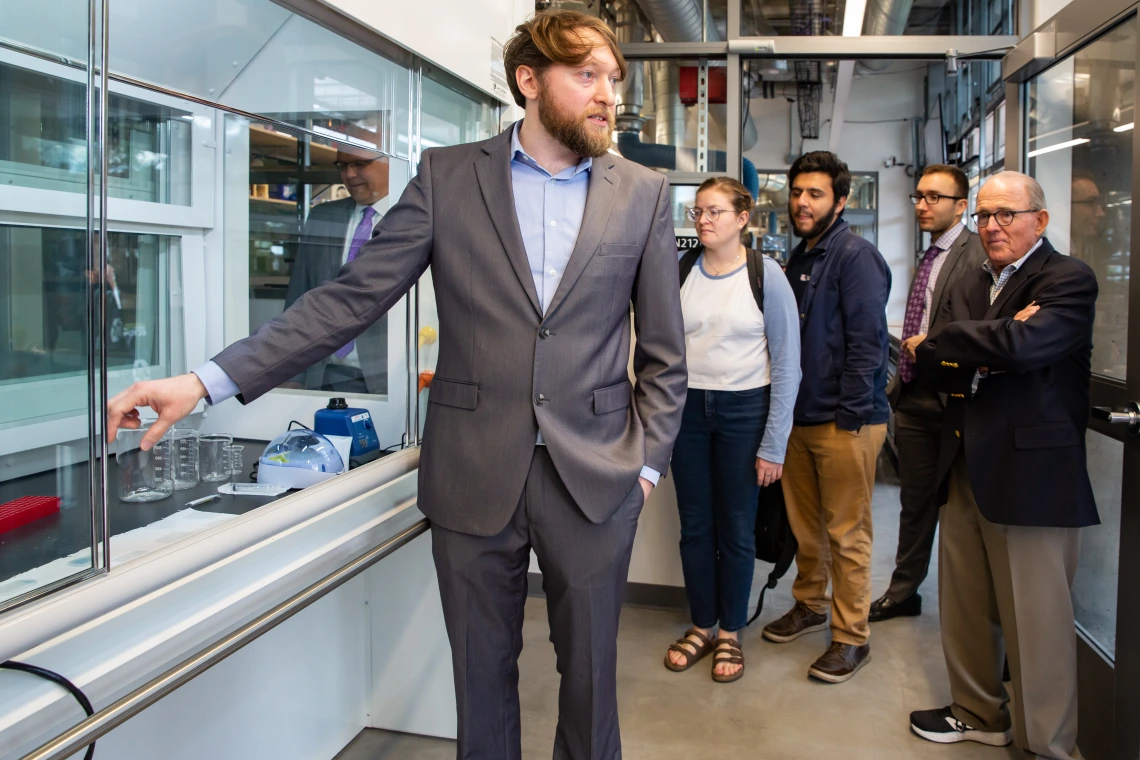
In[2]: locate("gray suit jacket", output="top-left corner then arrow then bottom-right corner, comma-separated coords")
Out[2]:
214,127 -> 688,537
888,226 -> 986,412
284,198 -> 387,393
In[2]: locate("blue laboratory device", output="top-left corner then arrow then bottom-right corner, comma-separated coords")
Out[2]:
313,398 -> 381,464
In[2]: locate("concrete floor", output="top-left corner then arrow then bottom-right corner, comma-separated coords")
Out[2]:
337,463 -> 1023,760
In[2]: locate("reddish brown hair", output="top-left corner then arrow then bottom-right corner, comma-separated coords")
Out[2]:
503,10 -> 627,109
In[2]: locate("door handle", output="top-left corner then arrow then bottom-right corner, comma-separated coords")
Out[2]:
1092,402 -> 1140,434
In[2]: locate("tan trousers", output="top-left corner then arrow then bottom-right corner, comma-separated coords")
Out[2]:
782,421 -> 886,646
940,451 -> 1083,760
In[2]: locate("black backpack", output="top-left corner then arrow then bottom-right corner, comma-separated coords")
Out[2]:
678,245 -> 798,626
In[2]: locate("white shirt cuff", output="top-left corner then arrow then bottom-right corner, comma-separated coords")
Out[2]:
639,466 -> 661,486
192,361 -> 240,406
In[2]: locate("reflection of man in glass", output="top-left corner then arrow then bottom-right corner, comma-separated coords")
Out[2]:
1070,171 -> 1106,254
282,145 -> 390,393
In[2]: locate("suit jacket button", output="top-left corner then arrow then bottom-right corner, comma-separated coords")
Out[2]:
955,430 -> 961,438
539,328 -> 551,339
535,394 -> 546,405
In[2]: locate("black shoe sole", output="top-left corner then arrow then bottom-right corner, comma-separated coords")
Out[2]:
868,596 -> 922,622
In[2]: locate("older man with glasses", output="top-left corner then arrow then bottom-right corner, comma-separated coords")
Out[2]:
909,171 -> 1098,760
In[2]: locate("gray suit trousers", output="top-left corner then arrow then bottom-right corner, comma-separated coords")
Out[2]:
431,447 -> 644,760
940,451 -> 1082,759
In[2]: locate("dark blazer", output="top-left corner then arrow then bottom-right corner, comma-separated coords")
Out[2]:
887,227 -> 986,413
916,238 -> 1099,528
284,198 -> 387,393
790,217 -> 892,431
213,125 -> 688,537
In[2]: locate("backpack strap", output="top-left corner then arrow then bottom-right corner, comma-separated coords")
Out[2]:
744,248 -> 765,314
677,245 -> 703,288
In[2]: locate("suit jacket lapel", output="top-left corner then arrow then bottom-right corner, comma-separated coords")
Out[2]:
544,157 -> 620,318
966,268 -> 991,320
929,229 -> 969,319
474,132 -> 543,317
983,239 -> 1053,319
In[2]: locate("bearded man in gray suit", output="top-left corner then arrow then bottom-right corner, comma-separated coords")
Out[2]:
107,11 -> 687,760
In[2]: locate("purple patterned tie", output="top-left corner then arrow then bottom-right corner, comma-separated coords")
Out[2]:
898,245 -> 941,383
334,206 -> 378,360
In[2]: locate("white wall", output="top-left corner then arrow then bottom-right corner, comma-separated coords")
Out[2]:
1032,0 -> 1075,30
319,0 -> 534,103
745,64 -> 926,324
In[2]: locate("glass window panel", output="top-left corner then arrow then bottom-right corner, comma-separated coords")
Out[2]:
0,4 -> 98,609
1026,18 -> 1134,380
234,116 -> 410,398
1073,430 -> 1122,657
0,58 -> 192,204
107,1 -> 411,158
415,69 -> 499,437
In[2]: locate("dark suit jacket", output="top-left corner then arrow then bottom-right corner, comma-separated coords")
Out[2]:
887,227 -> 986,416
213,125 -> 688,537
916,238 -> 1099,528
284,198 -> 387,393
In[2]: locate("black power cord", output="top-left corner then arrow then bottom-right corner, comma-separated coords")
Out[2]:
0,660 -> 96,759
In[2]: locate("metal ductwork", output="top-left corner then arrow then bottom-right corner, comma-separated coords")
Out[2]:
862,0 -> 914,35
636,0 -> 722,42
858,0 -> 915,71
615,0 -> 647,134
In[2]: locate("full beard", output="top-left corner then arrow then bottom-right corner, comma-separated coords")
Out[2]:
538,87 -> 614,159
790,200 -> 841,241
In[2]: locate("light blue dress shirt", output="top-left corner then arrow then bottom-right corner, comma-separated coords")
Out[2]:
193,122 -> 661,484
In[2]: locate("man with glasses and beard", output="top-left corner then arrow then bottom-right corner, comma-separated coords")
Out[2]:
105,10 -> 686,759
761,151 -> 891,685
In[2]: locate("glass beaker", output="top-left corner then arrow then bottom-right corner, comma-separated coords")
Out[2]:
199,434 -> 234,482
116,428 -> 174,503
228,444 -> 246,484
168,429 -> 200,490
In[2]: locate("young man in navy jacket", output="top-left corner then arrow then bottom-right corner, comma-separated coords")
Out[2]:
761,151 -> 891,684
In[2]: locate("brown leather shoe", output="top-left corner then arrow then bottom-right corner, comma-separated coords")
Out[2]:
808,642 -> 871,683
761,602 -> 828,643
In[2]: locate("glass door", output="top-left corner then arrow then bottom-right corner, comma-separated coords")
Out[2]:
0,0 -> 104,610
1014,12 -> 1140,759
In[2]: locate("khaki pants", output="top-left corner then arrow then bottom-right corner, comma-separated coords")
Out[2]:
782,421 -> 887,646
940,451 -> 1082,760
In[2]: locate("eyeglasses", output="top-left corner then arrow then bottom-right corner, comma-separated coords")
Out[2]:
686,207 -> 726,222
971,209 -> 1036,227
909,192 -> 966,206
335,158 -> 380,172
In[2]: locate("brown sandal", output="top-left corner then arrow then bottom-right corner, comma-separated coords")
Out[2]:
712,638 -> 744,683
664,628 -> 715,672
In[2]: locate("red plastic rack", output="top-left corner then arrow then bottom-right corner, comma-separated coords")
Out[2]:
0,496 -> 61,535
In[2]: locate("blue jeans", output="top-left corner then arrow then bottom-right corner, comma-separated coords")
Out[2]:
671,386 -> 770,633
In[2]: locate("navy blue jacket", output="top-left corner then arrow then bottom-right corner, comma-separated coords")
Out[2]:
787,217 -> 891,430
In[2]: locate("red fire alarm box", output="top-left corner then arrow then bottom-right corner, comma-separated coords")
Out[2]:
679,66 -> 727,105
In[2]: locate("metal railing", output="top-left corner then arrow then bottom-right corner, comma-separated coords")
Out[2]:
19,518 -> 431,760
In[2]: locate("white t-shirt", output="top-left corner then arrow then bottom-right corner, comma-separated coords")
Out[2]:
680,256 -> 770,391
